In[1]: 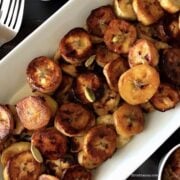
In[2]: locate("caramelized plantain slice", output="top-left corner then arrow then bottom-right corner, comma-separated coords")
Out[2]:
16,96 -> 51,130
151,84 -> 179,112
159,0 -> 180,13
62,165 -> 92,180
27,56 -> 62,94
0,105 -> 14,143
31,128 -> 67,160
113,103 -> 144,138
87,5 -> 116,37
104,19 -> 137,54
55,103 -> 95,137
60,28 -> 92,65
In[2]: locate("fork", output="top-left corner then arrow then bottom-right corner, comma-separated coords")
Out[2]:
0,0 -> 25,47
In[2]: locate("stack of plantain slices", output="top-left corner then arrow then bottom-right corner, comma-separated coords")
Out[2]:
0,0 -> 180,179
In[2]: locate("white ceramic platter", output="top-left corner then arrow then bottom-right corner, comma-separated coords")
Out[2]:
0,0 -> 179,179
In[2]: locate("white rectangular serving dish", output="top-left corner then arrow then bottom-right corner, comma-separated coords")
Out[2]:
0,0 -> 179,179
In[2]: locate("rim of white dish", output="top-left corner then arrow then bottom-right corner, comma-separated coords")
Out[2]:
158,143 -> 180,180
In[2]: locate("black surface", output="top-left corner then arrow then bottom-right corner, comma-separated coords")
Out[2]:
0,0 -> 179,179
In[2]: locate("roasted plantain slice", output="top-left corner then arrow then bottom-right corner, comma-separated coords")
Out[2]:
132,0 -> 164,25
74,73 -> 102,104
39,174 -> 59,180
113,103 -> 144,138
0,105 -> 14,143
83,125 -> 117,164
62,165 -> 92,180
114,0 -> 136,20
60,28 -> 92,65
103,57 -> 129,92
87,5 -> 116,37
118,64 -> 160,105
27,56 -> 62,94
4,151 -> 43,180
93,86 -> 120,116
55,103 -> 95,137
159,0 -> 180,13
31,128 -> 67,160
1,142 -> 31,167
151,84 -> 179,112
128,39 -> 159,67
16,96 -> 51,130
104,19 -> 137,54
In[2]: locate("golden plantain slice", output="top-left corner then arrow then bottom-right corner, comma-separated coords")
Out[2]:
0,105 -> 14,143
31,128 -> 67,160
55,103 -> 95,137
128,39 -> 159,67
113,103 -> 144,138
16,96 -> 51,130
59,28 -> 92,65
118,64 -> 160,105
132,0 -> 164,25
103,57 -> 129,92
104,19 -> 137,54
83,125 -> 117,164
26,56 -> 62,94
159,0 -> 180,13
151,84 -> 179,112
38,174 -> 59,180
4,151 -> 43,180
62,165 -> 92,180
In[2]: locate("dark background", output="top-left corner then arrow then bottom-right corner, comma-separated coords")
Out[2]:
0,0 -> 179,179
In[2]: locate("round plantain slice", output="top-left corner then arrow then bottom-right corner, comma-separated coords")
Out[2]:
103,57 -> 129,92
159,0 -> 180,13
83,125 -> 117,164
93,86 -> 120,116
27,56 -> 62,94
1,142 -> 31,167
104,19 -> 137,54
150,84 -> 179,112
132,0 -> 164,25
4,151 -> 43,180
128,39 -> 159,67
31,128 -> 67,160
114,0 -> 137,20
62,165 -> 92,180
55,103 -> 95,137
38,174 -> 59,180
74,73 -> 102,104
16,96 -> 51,130
118,64 -> 160,105
59,28 -> 92,65
86,5 -> 116,37
113,103 -> 144,138
0,105 -> 14,143
95,44 -> 120,67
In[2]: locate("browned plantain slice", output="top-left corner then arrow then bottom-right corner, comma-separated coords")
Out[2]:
83,125 -> 117,164
27,56 -> 62,94
104,19 -> 137,54
31,128 -> 67,160
95,44 -> 120,67
160,48 -> 180,87
118,64 -> 160,105
150,84 -> 179,112
132,0 -> 164,25
159,0 -> 180,13
38,174 -> 59,180
4,151 -> 43,180
55,103 -> 95,137
62,165 -> 92,180
0,105 -> 14,143
103,57 -> 129,92
128,39 -> 159,67
74,73 -> 102,104
16,96 -> 51,130
113,103 -> 144,138
87,5 -> 116,37
59,28 -> 92,65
